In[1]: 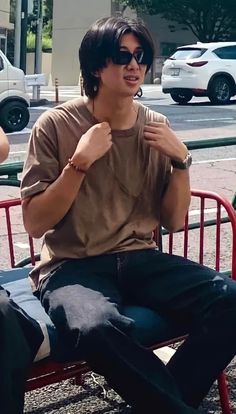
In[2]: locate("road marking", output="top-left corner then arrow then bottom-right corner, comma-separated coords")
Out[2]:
10,150 -> 26,154
30,106 -> 51,111
189,207 -> 226,216
7,127 -> 32,135
185,118 -> 234,122
14,242 -> 30,249
193,157 -> 236,164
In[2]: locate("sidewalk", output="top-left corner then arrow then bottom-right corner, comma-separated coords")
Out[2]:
28,83 -> 164,106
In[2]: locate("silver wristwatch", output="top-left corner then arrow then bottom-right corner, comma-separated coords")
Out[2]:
171,152 -> 192,170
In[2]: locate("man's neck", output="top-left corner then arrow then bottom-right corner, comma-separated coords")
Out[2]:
86,94 -> 138,130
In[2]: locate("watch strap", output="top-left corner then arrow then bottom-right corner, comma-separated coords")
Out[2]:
171,152 -> 192,170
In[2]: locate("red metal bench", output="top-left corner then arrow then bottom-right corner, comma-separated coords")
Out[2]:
0,189 -> 236,413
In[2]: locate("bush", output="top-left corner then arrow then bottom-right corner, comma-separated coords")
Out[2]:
27,31 -> 52,52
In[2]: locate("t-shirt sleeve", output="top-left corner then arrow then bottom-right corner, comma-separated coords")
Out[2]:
147,108 -> 172,190
20,111 -> 59,199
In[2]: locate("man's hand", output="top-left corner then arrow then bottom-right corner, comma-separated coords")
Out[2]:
144,121 -> 187,162
71,122 -> 112,170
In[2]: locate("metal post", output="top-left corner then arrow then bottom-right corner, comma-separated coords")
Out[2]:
20,0 -> 28,73
55,78 -> 59,103
34,0 -> 43,100
14,0 -> 21,67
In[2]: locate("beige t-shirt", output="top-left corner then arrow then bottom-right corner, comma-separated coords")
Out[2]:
21,98 -> 171,291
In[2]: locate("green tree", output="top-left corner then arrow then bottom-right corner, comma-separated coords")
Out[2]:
28,0 -> 53,38
27,0 -> 53,51
121,0 -> 236,41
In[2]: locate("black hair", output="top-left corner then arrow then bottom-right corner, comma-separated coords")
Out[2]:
79,16 -> 155,98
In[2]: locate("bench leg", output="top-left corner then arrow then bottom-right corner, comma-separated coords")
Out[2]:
218,372 -> 232,414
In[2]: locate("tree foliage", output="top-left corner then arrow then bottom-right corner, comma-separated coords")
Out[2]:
121,0 -> 236,42
28,0 -> 53,38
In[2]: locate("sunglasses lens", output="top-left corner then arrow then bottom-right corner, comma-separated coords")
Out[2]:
134,50 -> 145,63
113,50 -> 149,65
114,51 -> 132,65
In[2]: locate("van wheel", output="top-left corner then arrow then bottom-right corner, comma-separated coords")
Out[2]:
170,92 -> 193,104
0,101 -> 30,133
208,77 -> 232,104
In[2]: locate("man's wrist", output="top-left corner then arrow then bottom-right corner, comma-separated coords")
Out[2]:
171,152 -> 192,170
69,154 -> 91,172
68,158 -> 87,174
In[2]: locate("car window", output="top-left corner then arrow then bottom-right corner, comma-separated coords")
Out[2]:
168,48 -> 207,60
213,46 -> 236,59
0,57 -> 4,71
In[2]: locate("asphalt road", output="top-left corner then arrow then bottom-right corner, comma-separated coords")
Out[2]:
6,84 -> 236,163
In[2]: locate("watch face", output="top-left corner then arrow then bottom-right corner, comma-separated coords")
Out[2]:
184,153 -> 192,168
171,152 -> 192,169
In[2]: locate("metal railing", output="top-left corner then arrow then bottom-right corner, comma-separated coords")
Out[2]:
0,136 -> 235,203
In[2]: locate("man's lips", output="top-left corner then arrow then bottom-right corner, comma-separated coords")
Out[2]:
124,76 -> 139,81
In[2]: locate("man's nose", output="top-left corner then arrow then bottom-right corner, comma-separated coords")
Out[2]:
127,56 -> 139,68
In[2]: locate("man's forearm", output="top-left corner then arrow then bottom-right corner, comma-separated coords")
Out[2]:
160,169 -> 191,233
22,165 -> 85,238
0,128 -> 9,163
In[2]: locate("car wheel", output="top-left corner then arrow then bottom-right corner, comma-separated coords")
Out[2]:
170,92 -> 193,104
208,77 -> 232,105
0,101 -> 30,133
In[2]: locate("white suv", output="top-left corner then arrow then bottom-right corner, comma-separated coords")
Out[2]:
161,42 -> 236,105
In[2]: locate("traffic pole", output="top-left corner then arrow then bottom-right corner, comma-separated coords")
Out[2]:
55,78 -> 59,103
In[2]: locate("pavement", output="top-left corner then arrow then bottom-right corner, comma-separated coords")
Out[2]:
23,358 -> 236,413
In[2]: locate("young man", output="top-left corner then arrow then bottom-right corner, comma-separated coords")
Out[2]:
0,129 -> 44,414
21,17 -> 236,413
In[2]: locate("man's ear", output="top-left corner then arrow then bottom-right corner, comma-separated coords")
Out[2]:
92,70 -> 100,78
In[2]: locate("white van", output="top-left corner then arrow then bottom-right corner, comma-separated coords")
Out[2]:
0,50 -> 30,132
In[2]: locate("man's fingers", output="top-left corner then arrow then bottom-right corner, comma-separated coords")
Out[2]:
146,121 -> 166,127
144,131 -> 160,140
144,125 -> 162,134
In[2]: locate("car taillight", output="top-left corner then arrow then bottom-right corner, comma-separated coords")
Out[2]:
187,61 -> 208,67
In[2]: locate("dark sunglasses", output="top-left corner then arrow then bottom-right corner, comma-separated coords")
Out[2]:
112,50 -> 150,65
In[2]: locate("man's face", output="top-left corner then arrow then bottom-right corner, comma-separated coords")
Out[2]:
97,33 -> 148,97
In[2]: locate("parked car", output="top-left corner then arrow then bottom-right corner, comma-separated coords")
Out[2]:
161,42 -> 236,105
0,50 -> 30,132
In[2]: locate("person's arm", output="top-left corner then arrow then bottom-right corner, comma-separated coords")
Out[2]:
22,122 -> 112,238
0,127 -> 9,163
144,121 -> 191,232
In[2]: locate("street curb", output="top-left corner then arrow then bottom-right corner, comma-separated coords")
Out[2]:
30,99 -> 50,107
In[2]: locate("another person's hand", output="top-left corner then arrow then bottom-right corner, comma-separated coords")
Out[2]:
144,121 -> 187,162
71,122 -> 112,170
0,127 -> 10,163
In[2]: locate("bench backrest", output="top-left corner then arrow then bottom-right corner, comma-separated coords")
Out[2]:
0,190 -> 235,278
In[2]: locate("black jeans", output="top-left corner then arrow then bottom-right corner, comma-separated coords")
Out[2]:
40,249 -> 236,413
0,287 -> 44,414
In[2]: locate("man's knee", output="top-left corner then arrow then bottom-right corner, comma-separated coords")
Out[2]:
42,285 -> 133,348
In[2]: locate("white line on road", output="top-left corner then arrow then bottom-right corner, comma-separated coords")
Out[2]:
7,128 -> 32,135
185,118 -> 234,122
10,151 -> 26,154
193,157 -> 236,164
189,207 -> 226,217
30,106 -> 51,111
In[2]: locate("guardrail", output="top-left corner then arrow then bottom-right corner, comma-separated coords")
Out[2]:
0,136 -> 236,207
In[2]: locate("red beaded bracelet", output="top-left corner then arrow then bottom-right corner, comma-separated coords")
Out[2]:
68,158 -> 87,174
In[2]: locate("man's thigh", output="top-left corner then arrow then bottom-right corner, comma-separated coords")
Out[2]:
40,258 -> 133,341
123,250 -> 236,324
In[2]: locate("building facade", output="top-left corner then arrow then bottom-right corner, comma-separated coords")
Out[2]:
0,0 -> 13,55
52,0 -> 197,85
